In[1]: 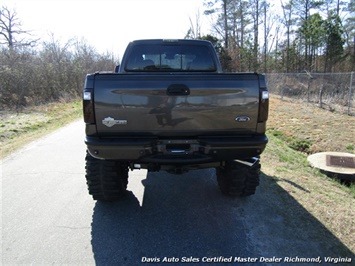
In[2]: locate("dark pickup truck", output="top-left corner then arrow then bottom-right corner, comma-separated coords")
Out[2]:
83,39 -> 269,201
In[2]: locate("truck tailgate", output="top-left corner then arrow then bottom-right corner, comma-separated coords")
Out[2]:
93,73 -> 261,136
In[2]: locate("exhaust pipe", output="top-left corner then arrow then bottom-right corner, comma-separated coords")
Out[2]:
234,157 -> 259,168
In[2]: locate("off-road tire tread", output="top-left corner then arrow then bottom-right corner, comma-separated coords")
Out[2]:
85,152 -> 128,201
216,160 -> 260,197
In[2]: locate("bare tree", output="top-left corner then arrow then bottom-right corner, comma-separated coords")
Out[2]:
0,6 -> 37,48
280,0 -> 296,72
262,0 -> 279,73
185,10 -> 202,39
204,0 -> 230,48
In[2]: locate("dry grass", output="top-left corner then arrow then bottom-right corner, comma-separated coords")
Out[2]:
267,95 -> 355,154
262,95 -> 355,254
0,100 -> 82,158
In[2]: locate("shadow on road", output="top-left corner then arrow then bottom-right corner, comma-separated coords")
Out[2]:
91,169 -> 354,265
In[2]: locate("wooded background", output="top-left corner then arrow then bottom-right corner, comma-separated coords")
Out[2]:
1,0 -> 354,110
188,0 -> 354,72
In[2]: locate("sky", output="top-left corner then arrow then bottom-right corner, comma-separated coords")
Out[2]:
2,0 -> 208,59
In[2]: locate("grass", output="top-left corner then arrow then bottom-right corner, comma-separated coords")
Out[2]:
0,100 -> 82,158
267,96 -> 355,155
347,144 -> 355,151
268,129 -> 313,153
262,133 -> 355,253
261,95 -> 355,254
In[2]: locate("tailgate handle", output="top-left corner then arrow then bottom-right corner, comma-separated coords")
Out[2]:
167,84 -> 190,96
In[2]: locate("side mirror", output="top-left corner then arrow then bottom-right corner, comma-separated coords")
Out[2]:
114,65 -> 120,73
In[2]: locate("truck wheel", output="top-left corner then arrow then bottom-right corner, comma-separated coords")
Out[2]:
216,160 -> 260,197
85,152 -> 128,201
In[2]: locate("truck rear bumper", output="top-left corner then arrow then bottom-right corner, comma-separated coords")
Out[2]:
85,135 -> 268,164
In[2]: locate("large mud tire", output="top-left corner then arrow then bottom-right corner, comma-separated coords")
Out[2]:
85,152 -> 128,201
216,160 -> 260,197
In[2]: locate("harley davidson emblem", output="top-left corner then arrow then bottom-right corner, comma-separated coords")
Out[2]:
102,117 -> 127,127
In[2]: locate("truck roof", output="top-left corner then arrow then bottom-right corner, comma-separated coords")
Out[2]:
128,39 -> 213,46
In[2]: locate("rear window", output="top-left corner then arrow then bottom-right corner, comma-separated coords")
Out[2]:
125,45 -> 216,72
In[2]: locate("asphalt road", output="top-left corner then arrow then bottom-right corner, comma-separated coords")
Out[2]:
2,120 -> 353,265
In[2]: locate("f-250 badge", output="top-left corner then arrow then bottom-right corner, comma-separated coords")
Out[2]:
102,117 -> 127,127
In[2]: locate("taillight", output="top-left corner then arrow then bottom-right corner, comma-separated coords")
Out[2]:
83,89 -> 95,124
258,75 -> 269,122
258,89 -> 269,122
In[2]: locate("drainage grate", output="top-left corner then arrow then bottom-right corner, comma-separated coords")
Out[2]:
326,155 -> 355,169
